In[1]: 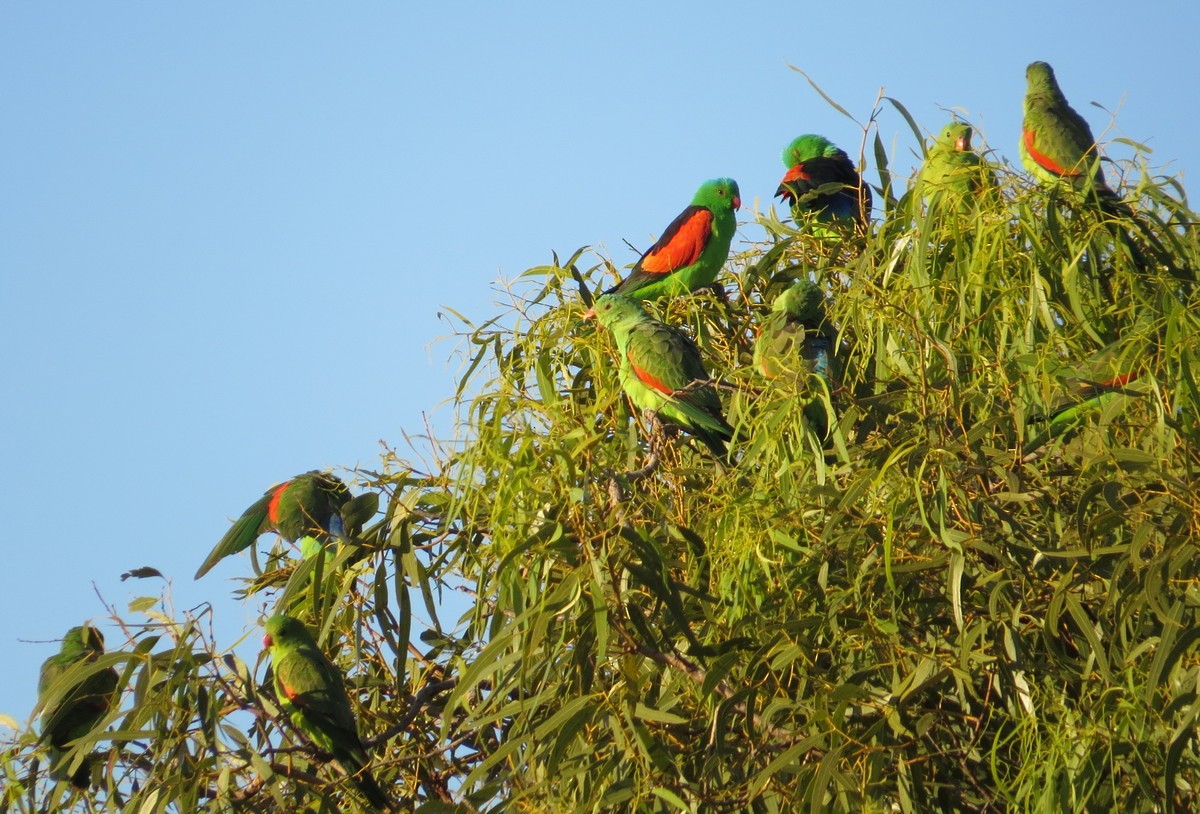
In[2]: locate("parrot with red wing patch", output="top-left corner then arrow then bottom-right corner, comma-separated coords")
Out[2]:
1020,60 -> 1190,280
592,293 -> 733,457
1020,61 -> 1113,201
195,471 -> 376,579
263,614 -> 393,811
605,178 -> 740,301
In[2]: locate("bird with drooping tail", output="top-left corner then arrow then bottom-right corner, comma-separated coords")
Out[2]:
195,471 -> 376,579
263,614 -> 393,811
1020,61 -> 1115,201
776,134 -> 871,228
591,293 -> 733,457
37,625 -> 120,790
604,178 -> 740,301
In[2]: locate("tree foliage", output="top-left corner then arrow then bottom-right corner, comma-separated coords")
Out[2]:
5,96 -> 1200,812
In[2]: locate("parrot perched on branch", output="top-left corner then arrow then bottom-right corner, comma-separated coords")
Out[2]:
1020,61 -> 1114,202
1020,60 -> 1187,279
591,294 -> 733,457
775,135 -> 871,228
195,471 -> 376,579
1025,371 -> 1142,453
604,178 -> 740,302
754,280 -> 833,382
263,614 -> 393,811
37,625 -> 120,789
754,280 -> 836,435
916,121 -> 995,212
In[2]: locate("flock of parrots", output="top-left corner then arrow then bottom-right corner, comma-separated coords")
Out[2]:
35,61 -> 1161,810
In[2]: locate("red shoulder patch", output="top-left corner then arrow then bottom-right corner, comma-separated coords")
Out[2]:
1099,371 -> 1139,389
630,355 -> 674,396
267,481 -> 292,525
279,678 -> 300,702
1023,129 -> 1077,178
640,209 -> 713,274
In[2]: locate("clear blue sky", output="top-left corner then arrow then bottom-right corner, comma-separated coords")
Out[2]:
3,3 -> 1197,725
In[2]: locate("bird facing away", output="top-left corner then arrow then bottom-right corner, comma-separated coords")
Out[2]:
605,178 -> 740,301
37,625 -> 120,789
591,293 -> 733,457
753,280 -> 831,381
776,134 -> 871,228
195,471 -> 368,579
263,614 -> 392,811
915,121 -> 996,211
1020,61 -> 1113,199
754,280 -> 836,436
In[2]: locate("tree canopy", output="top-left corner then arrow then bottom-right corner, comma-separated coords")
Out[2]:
6,94 -> 1200,813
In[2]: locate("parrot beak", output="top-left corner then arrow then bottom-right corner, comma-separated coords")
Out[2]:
733,195 -> 741,211
262,634 -> 273,647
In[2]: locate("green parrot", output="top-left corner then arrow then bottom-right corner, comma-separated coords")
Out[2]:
754,280 -> 832,380
37,625 -> 120,789
915,121 -> 996,211
1026,371 -> 1141,452
1021,60 -> 1188,279
753,280 -> 836,435
776,135 -> 871,228
195,471 -> 377,579
604,178 -> 740,301
1020,61 -> 1117,203
263,614 -> 392,811
591,293 -> 733,457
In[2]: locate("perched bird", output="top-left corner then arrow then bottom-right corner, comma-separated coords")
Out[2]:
776,135 -> 871,228
1020,60 -> 1187,279
1020,61 -> 1116,203
195,471 -> 375,579
915,121 -> 996,212
591,294 -> 734,457
754,280 -> 836,435
753,280 -> 832,381
1026,371 -> 1141,452
263,615 -> 392,811
604,178 -> 740,301
37,625 -> 120,789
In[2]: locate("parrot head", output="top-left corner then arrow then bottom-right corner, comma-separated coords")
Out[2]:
772,280 -> 825,321
781,134 -> 840,167
692,177 -> 741,212
591,294 -> 651,332
263,614 -> 312,651
936,122 -> 974,153
945,123 -> 974,153
61,625 -> 106,658
1025,61 -> 1063,99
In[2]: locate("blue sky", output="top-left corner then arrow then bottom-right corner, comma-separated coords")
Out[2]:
3,3 -> 1198,725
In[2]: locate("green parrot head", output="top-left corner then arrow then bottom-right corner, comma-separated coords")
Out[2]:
591,294 -> 651,334
772,280 -> 825,321
262,614 -> 316,653
692,177 -> 741,212
60,626 -> 106,659
1025,61 -> 1064,102
936,122 -> 974,152
782,134 -> 838,167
